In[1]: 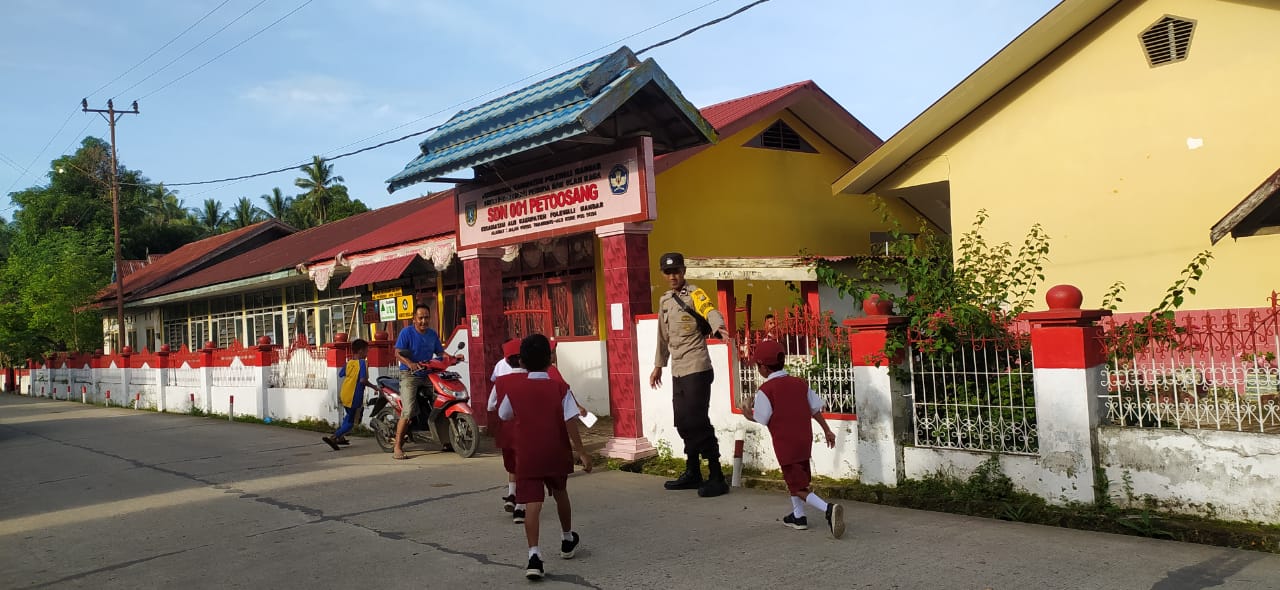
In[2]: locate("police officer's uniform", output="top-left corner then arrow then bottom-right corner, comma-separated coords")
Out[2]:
653,252 -> 729,497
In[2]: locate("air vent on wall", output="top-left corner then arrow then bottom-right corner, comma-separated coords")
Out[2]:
1140,15 -> 1195,67
745,120 -> 817,153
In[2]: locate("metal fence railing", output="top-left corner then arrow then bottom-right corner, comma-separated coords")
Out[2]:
908,325 -> 1037,454
1100,294 -> 1280,433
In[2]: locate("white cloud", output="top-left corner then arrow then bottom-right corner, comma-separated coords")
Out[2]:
242,75 -> 366,117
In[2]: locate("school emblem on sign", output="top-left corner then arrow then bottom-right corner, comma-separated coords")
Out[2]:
608,164 -> 629,195
464,202 -> 478,226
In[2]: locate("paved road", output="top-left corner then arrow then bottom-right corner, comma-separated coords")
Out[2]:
3,394 -> 1280,589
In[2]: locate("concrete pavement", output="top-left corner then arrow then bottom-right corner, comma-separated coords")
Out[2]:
2,393 -> 1280,589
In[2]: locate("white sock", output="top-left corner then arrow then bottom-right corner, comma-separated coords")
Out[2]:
528,547 -> 541,558
790,496 -> 805,518
562,530 -> 575,541
806,492 -> 829,512
507,483 -> 516,496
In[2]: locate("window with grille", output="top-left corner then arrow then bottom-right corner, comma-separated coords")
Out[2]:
745,120 -> 817,153
1140,15 -> 1195,67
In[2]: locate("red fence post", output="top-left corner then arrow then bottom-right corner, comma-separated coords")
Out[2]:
842,307 -> 908,486
1017,284 -> 1112,505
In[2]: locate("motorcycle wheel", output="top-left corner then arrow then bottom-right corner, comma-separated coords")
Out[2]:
450,413 -> 479,458
372,408 -> 397,453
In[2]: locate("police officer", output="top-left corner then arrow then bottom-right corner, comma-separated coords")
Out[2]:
649,252 -> 731,497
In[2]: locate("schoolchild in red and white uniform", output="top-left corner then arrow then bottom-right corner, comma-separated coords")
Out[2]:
496,334 -> 593,580
488,338 -> 527,522
743,339 -> 846,538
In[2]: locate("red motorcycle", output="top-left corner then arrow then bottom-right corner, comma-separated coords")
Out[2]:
369,342 -> 479,458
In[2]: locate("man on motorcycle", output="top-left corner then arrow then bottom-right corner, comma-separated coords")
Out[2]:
392,303 -> 457,460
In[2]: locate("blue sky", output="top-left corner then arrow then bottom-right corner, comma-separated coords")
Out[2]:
0,0 -> 1059,217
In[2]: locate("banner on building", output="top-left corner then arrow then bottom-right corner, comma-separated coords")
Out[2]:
378,299 -> 396,322
455,143 -> 655,249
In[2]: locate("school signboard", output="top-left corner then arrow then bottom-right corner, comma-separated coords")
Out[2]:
455,143 -> 655,249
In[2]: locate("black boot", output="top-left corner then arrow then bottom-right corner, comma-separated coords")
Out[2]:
664,453 -> 703,490
698,457 -> 729,497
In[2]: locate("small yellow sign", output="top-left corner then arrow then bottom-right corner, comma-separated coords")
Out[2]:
396,295 -> 415,320
372,287 -> 403,301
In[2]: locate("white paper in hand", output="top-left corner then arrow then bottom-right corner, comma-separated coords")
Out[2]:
579,411 -> 598,429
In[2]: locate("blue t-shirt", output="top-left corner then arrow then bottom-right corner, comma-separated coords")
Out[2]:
396,326 -> 444,370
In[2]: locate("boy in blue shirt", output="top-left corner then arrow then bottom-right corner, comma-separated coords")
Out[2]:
324,339 -> 373,450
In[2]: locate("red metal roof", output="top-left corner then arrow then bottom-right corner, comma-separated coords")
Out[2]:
95,220 -> 293,304
144,192 -> 455,299
309,190 -> 455,262
338,255 -> 417,290
654,81 -> 880,173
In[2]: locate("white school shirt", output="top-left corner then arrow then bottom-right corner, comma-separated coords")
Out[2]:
487,359 -> 527,411
751,369 -> 823,426
497,372 -> 579,421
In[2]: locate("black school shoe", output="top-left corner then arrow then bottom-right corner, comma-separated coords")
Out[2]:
697,476 -> 729,497
513,508 -> 526,524
525,554 -> 544,580
503,494 -> 516,512
321,436 -> 340,451
336,437 -> 351,445
783,514 -> 808,530
560,532 -> 580,559
826,503 -> 846,539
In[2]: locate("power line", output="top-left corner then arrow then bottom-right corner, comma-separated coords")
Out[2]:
138,0 -> 316,101
4,2 -> 236,198
314,0 -> 726,160
0,150 -> 24,173
636,0 -> 771,54
111,0 -> 271,100
2,107 -> 78,197
87,0 -> 233,100
118,0 -> 765,192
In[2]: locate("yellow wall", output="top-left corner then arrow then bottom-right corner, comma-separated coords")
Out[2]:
875,0 -> 1280,312
652,110 -> 925,325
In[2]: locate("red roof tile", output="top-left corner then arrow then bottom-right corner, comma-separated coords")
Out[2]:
95,220 -> 293,304
338,254 -> 417,289
309,190 -> 455,262
145,192 -> 455,299
654,81 -> 879,173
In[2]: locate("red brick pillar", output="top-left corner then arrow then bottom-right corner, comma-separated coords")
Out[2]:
368,331 -> 392,368
460,247 -> 506,428
716,279 -> 737,339
597,222 -> 656,460
325,333 -> 350,368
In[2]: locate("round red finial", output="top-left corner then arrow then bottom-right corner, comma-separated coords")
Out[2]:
204,340 -> 218,350
862,293 -> 894,316
159,344 -> 171,353
374,331 -> 390,341
257,336 -> 272,346
1046,284 -> 1084,310
120,346 -> 133,355
334,332 -> 349,343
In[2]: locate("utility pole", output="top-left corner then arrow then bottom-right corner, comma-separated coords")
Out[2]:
82,98 -> 139,354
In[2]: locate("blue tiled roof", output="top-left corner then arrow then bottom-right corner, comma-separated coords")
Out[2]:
386,46 -> 713,193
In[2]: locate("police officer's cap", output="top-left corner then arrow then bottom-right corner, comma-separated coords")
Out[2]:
659,252 -> 685,273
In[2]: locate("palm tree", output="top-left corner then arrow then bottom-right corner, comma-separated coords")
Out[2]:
259,187 -> 292,221
231,197 -> 265,228
146,184 -> 189,225
294,156 -> 344,226
194,199 -> 229,234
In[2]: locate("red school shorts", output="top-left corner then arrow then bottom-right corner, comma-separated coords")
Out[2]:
781,461 -> 812,495
501,448 -> 517,474
515,475 -> 569,504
